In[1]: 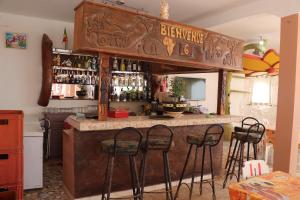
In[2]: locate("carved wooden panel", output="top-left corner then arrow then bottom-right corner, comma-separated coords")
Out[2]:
74,1 -> 243,71
38,34 -> 53,107
98,54 -> 110,121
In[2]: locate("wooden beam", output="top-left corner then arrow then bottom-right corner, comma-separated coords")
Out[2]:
98,54 -> 110,121
217,69 -> 227,115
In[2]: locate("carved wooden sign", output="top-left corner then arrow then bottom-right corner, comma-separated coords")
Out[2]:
74,1 -> 243,71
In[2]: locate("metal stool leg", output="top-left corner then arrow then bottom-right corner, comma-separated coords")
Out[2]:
130,156 -> 141,200
237,142 -> 245,182
230,141 -> 240,180
253,143 -> 257,159
247,142 -> 250,160
139,152 -> 147,200
199,145 -> 205,195
102,156 -> 115,200
174,144 -> 193,199
223,139 -> 239,188
225,135 -> 234,169
163,152 -> 173,200
189,146 -> 199,200
129,156 -> 140,200
209,146 -> 216,200
101,156 -> 110,200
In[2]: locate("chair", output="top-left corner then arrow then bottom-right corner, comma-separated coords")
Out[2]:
223,123 -> 266,188
40,118 -> 51,160
101,127 -> 143,200
242,160 -> 270,179
225,117 -> 260,169
139,124 -> 174,200
175,124 -> 224,200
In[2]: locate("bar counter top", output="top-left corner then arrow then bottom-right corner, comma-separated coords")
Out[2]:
66,114 -> 241,131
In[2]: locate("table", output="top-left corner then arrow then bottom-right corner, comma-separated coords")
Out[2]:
229,171 -> 300,200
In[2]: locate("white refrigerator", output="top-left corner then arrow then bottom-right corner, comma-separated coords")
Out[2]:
24,123 -> 43,190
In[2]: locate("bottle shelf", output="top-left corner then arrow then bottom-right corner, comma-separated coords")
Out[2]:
52,82 -> 97,86
111,70 -> 145,74
53,66 -> 98,72
52,48 -> 96,57
110,100 -> 148,103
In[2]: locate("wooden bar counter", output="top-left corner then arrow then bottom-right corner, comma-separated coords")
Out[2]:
63,114 -> 241,199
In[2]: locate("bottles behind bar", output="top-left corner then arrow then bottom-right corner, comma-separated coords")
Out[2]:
109,57 -> 151,102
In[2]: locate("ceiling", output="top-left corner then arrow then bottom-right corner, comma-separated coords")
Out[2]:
1,0 -> 300,51
210,14 -> 281,51
0,0 -> 255,23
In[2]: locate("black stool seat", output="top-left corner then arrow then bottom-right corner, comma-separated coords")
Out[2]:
101,139 -> 139,154
187,135 -> 219,146
233,132 -> 260,143
141,138 -> 175,150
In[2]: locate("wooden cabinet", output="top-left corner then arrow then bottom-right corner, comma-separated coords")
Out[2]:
44,112 -> 73,159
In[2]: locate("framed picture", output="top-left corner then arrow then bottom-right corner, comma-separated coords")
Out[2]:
5,32 -> 27,49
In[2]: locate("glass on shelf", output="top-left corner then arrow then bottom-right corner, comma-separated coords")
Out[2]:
132,61 -> 137,71
113,57 -> 119,71
127,59 -> 132,71
120,59 -> 126,71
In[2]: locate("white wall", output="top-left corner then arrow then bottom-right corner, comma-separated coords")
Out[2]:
0,12 -> 98,117
169,73 -> 219,113
230,74 -> 278,129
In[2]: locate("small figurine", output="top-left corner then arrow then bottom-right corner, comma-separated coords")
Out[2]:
53,54 -> 61,66
62,58 -> 72,67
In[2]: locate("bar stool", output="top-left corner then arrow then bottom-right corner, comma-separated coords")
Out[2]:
175,124 -> 224,200
101,127 -> 143,200
223,123 -> 265,188
224,117 -> 259,169
139,124 -> 174,200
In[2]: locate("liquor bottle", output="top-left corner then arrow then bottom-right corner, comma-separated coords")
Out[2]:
120,88 -> 126,102
81,71 -> 86,84
112,57 -> 118,71
120,59 -> 126,71
73,56 -> 78,68
75,71 -> 81,84
119,74 -> 125,86
137,61 -> 142,72
132,61 -> 137,72
91,57 -> 97,70
115,88 -> 120,102
77,56 -> 82,68
124,73 -> 129,86
127,59 -> 132,71
53,68 -> 57,83
71,71 -> 75,84
84,56 -> 89,69
86,71 -> 91,85
91,72 -> 96,85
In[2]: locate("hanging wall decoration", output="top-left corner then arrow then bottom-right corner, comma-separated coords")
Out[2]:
5,32 -> 27,49
243,49 -> 280,77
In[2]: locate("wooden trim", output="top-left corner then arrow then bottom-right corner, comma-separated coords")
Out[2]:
98,54 -> 110,121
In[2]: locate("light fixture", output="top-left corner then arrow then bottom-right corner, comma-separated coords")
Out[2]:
160,0 -> 169,19
259,36 -> 264,45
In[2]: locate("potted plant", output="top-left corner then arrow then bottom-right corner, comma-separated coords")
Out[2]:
162,77 -> 187,115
